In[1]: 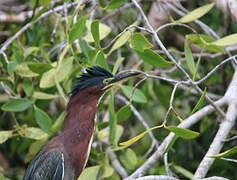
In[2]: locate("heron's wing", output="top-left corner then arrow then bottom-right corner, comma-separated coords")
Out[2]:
23,149 -> 64,180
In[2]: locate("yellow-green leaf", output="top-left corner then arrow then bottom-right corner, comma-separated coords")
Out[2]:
210,146 -> 237,158
101,165 -> 114,179
95,51 -> 109,70
105,0 -> 128,9
166,126 -> 199,140
130,33 -> 153,52
191,88 -> 206,114
121,85 -> 147,103
186,34 -> 225,53
91,20 -> 100,48
177,3 -> 214,23
34,105 -> 53,134
84,20 -> 111,43
40,58 -> 73,88
27,62 -> 53,74
24,127 -> 48,140
25,139 -> 47,162
1,98 -> 32,112
39,68 -> 56,88
184,42 -> 196,76
112,57 -> 124,74
108,30 -> 132,55
125,148 -> 137,167
114,125 -> 124,145
69,16 -> 87,43
136,49 -> 172,68
0,131 -> 13,144
78,166 -> 101,180
117,105 -> 132,122
15,63 -> 39,77
210,34 -> 237,47
119,125 -> 163,146
33,92 -> 58,100
39,0 -> 51,6
172,165 -> 194,179
51,111 -> 66,132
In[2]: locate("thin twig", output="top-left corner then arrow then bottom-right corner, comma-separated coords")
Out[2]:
131,0 -> 226,118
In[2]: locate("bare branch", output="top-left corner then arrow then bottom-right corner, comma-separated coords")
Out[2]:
194,69 -> 237,178
126,98 -> 227,179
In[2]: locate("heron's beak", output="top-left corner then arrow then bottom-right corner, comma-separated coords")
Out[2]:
109,72 -> 141,85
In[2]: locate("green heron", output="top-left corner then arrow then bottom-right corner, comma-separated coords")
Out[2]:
23,66 -> 140,180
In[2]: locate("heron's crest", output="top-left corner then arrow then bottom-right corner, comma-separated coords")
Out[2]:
71,66 -> 113,97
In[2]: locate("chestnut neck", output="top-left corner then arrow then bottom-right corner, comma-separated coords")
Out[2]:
63,86 -> 103,131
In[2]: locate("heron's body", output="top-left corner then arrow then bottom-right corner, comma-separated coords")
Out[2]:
23,66 -> 140,180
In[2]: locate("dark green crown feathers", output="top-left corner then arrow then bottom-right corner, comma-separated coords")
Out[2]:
71,66 -> 113,97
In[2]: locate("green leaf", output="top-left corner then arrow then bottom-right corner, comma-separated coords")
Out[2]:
105,0 -> 128,9
172,165 -> 194,179
136,49 -> 172,68
40,57 -> 73,88
166,126 -> 200,140
33,92 -> 58,100
15,63 -> 39,77
130,33 -> 153,52
121,85 -> 147,103
1,98 -> 32,112
184,42 -> 196,76
186,34 -> 225,53
79,166 -> 101,180
117,105 -> 132,122
95,51 -> 109,70
27,62 -> 53,74
34,106 -> 53,134
84,20 -> 111,43
210,34 -> 237,47
119,125 -> 163,146
177,3 -> 214,23
191,88 -> 206,114
0,131 -> 13,144
24,127 -> 48,140
91,20 -> 100,48
108,30 -> 132,55
210,146 -> 237,158
69,16 -> 87,43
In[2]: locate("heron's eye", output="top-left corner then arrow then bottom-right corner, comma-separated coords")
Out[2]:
103,79 -> 110,85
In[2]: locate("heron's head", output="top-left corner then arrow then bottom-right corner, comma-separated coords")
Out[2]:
71,66 -> 140,97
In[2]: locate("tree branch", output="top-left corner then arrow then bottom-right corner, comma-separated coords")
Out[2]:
126,98 -> 227,179
194,69 -> 237,178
